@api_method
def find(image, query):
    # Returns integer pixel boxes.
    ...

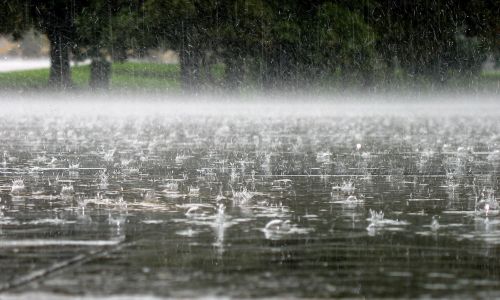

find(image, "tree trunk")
[224,56,244,90]
[90,57,111,90]
[47,29,72,88]
[179,47,201,92]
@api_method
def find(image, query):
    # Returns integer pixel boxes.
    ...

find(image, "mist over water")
[1,91,499,117]
[1,93,500,298]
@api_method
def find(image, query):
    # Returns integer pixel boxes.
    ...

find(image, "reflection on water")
[1,104,500,298]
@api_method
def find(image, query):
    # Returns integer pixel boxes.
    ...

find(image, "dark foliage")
[1,0,497,90]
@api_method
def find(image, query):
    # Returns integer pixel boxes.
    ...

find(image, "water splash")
[10,179,25,195]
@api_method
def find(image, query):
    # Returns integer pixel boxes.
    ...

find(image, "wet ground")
[1,98,500,298]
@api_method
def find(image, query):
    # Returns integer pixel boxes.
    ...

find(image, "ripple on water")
[0,107,500,297]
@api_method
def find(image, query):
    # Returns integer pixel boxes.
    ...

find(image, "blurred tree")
[1,0,497,91]
[144,0,210,91]
[74,0,145,89]
[19,29,45,57]
[461,0,499,71]
[259,0,303,89]
[371,0,497,84]
[0,0,80,88]
[256,1,376,89]
[310,2,377,87]
[211,0,273,89]
[0,0,79,88]
[0,1,30,40]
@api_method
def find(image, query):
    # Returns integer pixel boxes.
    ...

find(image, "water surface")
[1,98,500,298]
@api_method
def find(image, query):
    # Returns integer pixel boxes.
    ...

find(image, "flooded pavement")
[1,98,500,298]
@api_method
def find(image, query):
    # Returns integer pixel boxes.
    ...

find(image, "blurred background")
[0,0,498,93]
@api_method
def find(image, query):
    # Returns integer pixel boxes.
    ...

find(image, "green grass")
[0,61,181,91]
[481,70,500,85]
[111,62,180,91]
[0,68,49,90]
[0,61,498,92]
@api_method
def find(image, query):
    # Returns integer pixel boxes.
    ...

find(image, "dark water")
[1,102,500,298]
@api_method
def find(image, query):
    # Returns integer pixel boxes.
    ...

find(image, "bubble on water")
[265,219,291,231]
[185,205,215,218]
[262,219,313,240]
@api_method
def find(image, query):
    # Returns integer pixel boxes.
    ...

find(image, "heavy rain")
[0,0,499,299]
